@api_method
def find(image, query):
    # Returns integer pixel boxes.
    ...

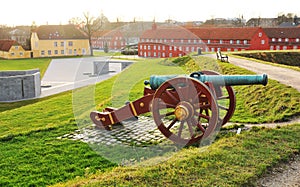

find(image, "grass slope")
[0,56,299,186]
[52,124,300,187]
[0,58,51,77]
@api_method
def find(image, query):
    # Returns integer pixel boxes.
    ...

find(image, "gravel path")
[206,54,300,186]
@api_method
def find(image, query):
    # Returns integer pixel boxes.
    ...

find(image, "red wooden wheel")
[152,77,219,146]
[201,70,236,126]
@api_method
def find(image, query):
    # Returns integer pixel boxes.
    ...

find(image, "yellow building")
[0,40,31,59]
[31,25,90,58]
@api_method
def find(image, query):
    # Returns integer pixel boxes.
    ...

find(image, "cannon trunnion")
[90,71,268,146]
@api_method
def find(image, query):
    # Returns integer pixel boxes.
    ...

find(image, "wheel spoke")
[195,111,211,120]
[187,119,195,138]
[177,121,185,138]
[191,117,205,133]
[218,104,229,111]
[218,95,230,100]
[167,118,178,130]
[158,101,176,109]
[165,90,179,103]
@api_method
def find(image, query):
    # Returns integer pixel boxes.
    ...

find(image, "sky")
[1,0,300,26]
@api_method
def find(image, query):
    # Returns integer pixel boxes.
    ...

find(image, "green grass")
[220,62,300,123]
[0,55,300,186]
[0,58,51,77]
[52,124,300,187]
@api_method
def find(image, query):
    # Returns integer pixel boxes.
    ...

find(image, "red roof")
[141,25,199,40]
[35,25,88,40]
[0,40,18,52]
[262,27,300,38]
[187,27,261,40]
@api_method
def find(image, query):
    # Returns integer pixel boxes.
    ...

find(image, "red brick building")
[138,25,300,58]
[263,27,300,50]
[187,27,270,52]
[138,23,206,58]
[92,30,126,50]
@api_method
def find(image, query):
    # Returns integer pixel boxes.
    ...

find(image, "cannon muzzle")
[145,72,268,90]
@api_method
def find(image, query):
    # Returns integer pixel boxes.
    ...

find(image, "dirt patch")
[256,154,300,187]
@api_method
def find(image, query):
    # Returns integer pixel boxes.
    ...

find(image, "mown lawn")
[0,55,300,186]
[0,58,51,77]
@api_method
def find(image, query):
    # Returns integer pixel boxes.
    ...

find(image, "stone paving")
[58,116,169,146]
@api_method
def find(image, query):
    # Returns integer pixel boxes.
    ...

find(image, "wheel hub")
[175,101,194,121]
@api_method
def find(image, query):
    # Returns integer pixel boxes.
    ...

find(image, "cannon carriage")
[90,71,268,146]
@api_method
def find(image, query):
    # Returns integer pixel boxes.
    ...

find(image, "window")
[186,47,189,51]
[61,50,64,54]
[54,42,58,47]
[68,41,73,46]
[19,52,23,56]
[278,38,282,42]
[283,46,287,50]
[162,46,165,50]
[230,40,233,44]
[140,45,143,49]
[272,38,276,42]
[148,45,151,50]
[270,46,274,50]
[296,38,300,42]
[244,40,247,44]
[258,32,262,37]
[74,49,77,55]
[207,40,210,44]
[194,40,197,43]
[154,52,156,57]
[41,50,45,55]
[153,45,156,50]
[69,49,72,54]
[294,46,298,50]
[11,52,15,56]
[158,46,161,50]
[61,42,64,46]
[54,50,58,55]
[181,39,184,43]
[219,40,223,44]
[236,40,240,44]
[285,38,289,42]
[169,46,172,50]
[261,40,265,45]
[144,45,146,50]
[48,50,51,55]
[15,46,19,50]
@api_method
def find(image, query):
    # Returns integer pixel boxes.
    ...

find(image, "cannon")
[90,70,268,146]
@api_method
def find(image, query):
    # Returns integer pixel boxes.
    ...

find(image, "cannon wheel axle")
[152,77,219,146]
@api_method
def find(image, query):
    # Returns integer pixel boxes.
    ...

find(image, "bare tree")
[81,12,108,56]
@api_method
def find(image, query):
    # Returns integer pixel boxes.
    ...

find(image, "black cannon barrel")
[145,73,268,90]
